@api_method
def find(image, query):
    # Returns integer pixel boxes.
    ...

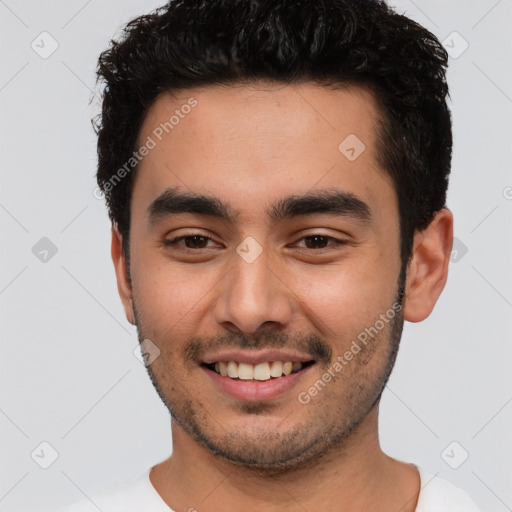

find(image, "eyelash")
[164,233,347,251]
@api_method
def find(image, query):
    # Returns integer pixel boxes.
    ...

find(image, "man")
[59,0,482,510]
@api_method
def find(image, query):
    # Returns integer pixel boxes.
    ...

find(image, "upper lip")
[202,349,315,366]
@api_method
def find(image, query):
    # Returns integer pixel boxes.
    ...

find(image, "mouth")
[203,360,315,381]
[200,349,318,401]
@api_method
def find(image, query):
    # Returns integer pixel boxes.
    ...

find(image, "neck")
[150,404,420,511]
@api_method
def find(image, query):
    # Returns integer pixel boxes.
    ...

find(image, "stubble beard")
[132,270,406,475]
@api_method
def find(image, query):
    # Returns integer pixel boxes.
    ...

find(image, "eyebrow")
[147,186,372,226]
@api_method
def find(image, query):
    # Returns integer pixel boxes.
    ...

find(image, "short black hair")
[94,0,451,266]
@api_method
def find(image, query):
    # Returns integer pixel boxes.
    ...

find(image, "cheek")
[130,233,401,344]
[287,252,400,339]
[130,251,219,337]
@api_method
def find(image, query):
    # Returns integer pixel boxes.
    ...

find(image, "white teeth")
[227,361,238,378]
[212,360,304,380]
[238,363,254,380]
[270,361,283,377]
[253,362,271,381]
[219,361,228,376]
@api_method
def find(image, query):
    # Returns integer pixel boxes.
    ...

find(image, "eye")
[164,233,219,250]
[163,233,347,252]
[294,234,347,250]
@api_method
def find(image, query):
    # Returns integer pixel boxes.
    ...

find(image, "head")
[96,0,453,472]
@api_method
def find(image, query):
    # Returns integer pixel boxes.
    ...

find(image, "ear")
[403,208,453,323]
[111,225,135,325]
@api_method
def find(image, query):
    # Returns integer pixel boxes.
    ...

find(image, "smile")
[204,360,315,381]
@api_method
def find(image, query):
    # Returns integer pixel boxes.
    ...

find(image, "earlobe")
[111,225,135,325]
[403,208,453,323]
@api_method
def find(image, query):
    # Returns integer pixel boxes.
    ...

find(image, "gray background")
[1,1,511,510]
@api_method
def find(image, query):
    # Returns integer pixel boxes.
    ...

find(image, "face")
[121,82,405,471]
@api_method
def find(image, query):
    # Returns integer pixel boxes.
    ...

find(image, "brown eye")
[296,234,347,250]
[164,234,216,250]
[303,235,330,249]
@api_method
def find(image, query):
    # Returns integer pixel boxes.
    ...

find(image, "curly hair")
[95,0,451,265]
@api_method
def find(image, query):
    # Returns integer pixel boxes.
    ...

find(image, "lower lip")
[203,365,314,402]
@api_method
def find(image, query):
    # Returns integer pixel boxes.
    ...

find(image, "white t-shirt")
[57,465,482,512]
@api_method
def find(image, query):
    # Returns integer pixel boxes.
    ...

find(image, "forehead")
[131,81,396,224]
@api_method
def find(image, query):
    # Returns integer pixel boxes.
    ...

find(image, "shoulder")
[55,468,174,512]
[415,467,482,512]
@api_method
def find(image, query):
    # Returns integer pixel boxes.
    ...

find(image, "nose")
[213,249,293,335]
